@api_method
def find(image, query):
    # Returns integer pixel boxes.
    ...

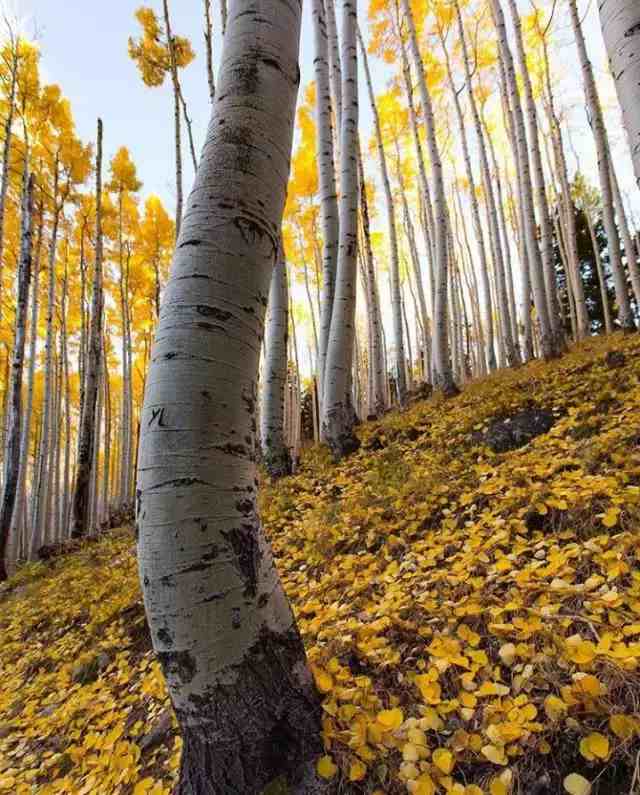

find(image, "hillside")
[2,333,640,795]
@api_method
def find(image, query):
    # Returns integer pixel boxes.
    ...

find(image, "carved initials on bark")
[149,407,167,427]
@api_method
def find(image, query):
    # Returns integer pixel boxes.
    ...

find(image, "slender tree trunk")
[610,161,640,309]
[491,0,554,359]
[454,0,519,368]
[401,0,456,394]
[0,171,33,580]
[357,146,386,415]
[599,0,640,186]
[358,26,407,404]
[71,120,104,538]
[163,0,184,237]
[569,0,634,330]
[136,6,324,792]
[324,0,342,145]
[0,41,18,328]
[505,0,563,349]
[31,165,62,556]
[261,254,292,478]
[311,0,339,406]
[323,0,361,458]
[586,210,613,334]
[440,30,496,372]
[203,0,215,101]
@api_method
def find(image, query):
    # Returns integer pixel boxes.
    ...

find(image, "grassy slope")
[2,333,640,794]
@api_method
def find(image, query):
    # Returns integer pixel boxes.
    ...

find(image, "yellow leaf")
[602,507,620,528]
[348,758,366,781]
[377,707,404,730]
[433,747,454,774]
[579,732,609,761]
[313,668,334,693]
[133,780,155,795]
[498,643,517,667]
[544,696,568,720]
[316,755,337,779]
[609,714,636,740]
[490,779,509,795]
[482,744,508,765]
[563,773,592,795]
[565,636,597,665]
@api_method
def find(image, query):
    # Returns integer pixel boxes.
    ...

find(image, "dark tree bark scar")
[158,649,197,685]
[196,305,233,322]
[221,525,260,598]
[157,627,174,647]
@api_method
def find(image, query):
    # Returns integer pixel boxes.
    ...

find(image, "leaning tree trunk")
[163,0,184,237]
[10,206,43,552]
[0,170,33,581]
[203,0,215,101]
[357,145,386,416]
[599,0,640,186]
[401,0,456,394]
[506,0,564,350]
[311,0,339,407]
[491,0,555,359]
[440,28,496,373]
[322,0,361,459]
[260,254,292,478]
[71,120,104,538]
[358,26,407,405]
[0,40,18,330]
[569,0,634,330]
[136,5,324,793]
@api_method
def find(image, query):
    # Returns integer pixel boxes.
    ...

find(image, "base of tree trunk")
[263,449,293,480]
[174,625,323,795]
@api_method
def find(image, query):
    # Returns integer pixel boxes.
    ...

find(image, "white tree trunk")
[322,0,362,457]
[401,0,456,394]
[71,120,105,538]
[136,4,325,792]
[599,0,640,186]
[260,254,292,478]
[569,0,635,330]
[358,26,407,404]
[0,170,33,579]
[311,0,339,404]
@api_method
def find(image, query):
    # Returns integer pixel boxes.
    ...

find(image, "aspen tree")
[358,27,407,404]
[568,0,635,330]
[136,4,325,791]
[0,169,33,580]
[71,120,104,539]
[599,0,640,186]
[323,0,362,457]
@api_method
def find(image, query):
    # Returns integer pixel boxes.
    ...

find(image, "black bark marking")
[158,649,197,685]
[148,407,166,428]
[157,627,174,647]
[221,525,260,598]
[177,626,322,794]
[196,305,233,322]
[179,239,203,248]
[231,607,241,629]
[235,498,253,516]
[202,546,219,562]
[625,22,640,37]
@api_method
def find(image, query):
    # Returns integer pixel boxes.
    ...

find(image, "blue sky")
[16,0,374,214]
[15,0,638,219]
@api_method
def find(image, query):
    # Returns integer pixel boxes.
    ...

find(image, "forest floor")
[2,333,640,795]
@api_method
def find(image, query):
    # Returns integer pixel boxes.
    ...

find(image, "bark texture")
[599,0,640,186]
[261,255,292,479]
[322,0,361,458]
[71,120,104,538]
[0,170,33,580]
[136,4,323,793]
